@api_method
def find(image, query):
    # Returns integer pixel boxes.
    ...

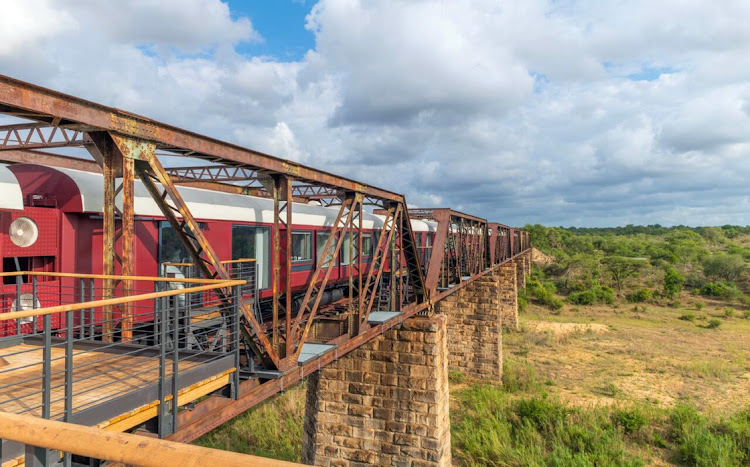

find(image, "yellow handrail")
[0,270,237,284]
[0,411,299,467]
[0,274,245,322]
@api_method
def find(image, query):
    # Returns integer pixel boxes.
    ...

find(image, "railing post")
[29,312,53,466]
[78,278,85,338]
[172,294,179,434]
[88,278,95,339]
[15,278,21,335]
[32,276,38,333]
[231,285,240,400]
[157,296,171,437]
[63,309,74,467]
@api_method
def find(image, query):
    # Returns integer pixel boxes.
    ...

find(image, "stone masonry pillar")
[515,256,526,290]
[302,315,451,466]
[496,262,519,331]
[437,276,503,383]
[525,251,532,276]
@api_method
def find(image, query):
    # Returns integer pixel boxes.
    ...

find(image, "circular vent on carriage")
[11,293,39,324]
[9,217,39,248]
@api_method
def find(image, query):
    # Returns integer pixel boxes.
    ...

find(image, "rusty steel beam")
[0,74,404,202]
[0,122,87,151]
[133,148,280,368]
[0,149,101,172]
[287,195,362,363]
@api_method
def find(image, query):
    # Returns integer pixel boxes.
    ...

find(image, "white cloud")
[1,0,750,227]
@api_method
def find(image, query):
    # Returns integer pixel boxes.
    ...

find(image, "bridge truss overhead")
[0,74,531,445]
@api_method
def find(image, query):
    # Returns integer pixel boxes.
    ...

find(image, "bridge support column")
[437,275,503,383]
[302,315,451,466]
[515,256,527,290]
[496,262,519,331]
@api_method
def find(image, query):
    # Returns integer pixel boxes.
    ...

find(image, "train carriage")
[0,163,439,338]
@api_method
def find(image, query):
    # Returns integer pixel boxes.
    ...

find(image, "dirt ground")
[508,293,750,415]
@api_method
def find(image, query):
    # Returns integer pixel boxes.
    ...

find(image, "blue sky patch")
[229,0,315,61]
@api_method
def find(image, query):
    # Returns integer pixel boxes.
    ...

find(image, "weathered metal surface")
[0,74,404,202]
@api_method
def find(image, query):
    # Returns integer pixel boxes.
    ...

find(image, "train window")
[341,233,354,265]
[158,222,192,265]
[232,225,270,289]
[291,231,313,262]
[316,231,336,266]
[362,234,373,257]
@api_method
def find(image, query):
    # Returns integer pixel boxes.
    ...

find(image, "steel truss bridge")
[0,74,530,465]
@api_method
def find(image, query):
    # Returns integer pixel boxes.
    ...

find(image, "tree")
[663,267,684,298]
[702,254,745,282]
[602,256,649,293]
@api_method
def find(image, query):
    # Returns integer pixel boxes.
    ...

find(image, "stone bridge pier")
[302,252,532,466]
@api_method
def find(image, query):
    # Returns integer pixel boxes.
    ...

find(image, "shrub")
[677,424,744,466]
[612,408,648,435]
[512,396,568,431]
[567,283,615,305]
[569,290,596,305]
[744,311,750,320]
[679,312,696,322]
[669,405,744,466]
[706,319,722,329]
[724,307,736,318]
[663,267,684,299]
[527,280,565,310]
[518,294,528,313]
[700,282,742,300]
[627,289,652,303]
[702,254,746,282]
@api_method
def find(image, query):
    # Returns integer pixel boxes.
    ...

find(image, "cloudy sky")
[1,0,749,227]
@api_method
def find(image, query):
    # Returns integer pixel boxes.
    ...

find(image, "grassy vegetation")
[194,384,305,462]
[452,354,750,466]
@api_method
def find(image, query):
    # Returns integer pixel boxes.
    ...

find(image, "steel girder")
[0,74,427,372]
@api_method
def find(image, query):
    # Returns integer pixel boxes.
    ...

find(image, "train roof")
[0,164,23,211]
[4,164,438,232]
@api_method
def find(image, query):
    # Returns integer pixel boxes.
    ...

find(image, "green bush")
[706,319,722,329]
[702,254,746,282]
[518,294,528,312]
[700,282,742,300]
[527,279,565,310]
[612,407,648,435]
[568,283,615,305]
[569,290,597,305]
[724,307,736,318]
[663,267,685,298]
[512,396,569,431]
[717,409,750,461]
[679,312,697,322]
[627,289,652,303]
[669,405,744,466]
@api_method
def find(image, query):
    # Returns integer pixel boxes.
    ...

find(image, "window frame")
[291,230,314,263]
[316,230,338,267]
[231,223,271,291]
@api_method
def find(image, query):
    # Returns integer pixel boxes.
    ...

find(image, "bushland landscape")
[198,224,750,466]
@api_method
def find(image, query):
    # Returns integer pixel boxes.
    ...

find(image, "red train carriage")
[0,163,438,337]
